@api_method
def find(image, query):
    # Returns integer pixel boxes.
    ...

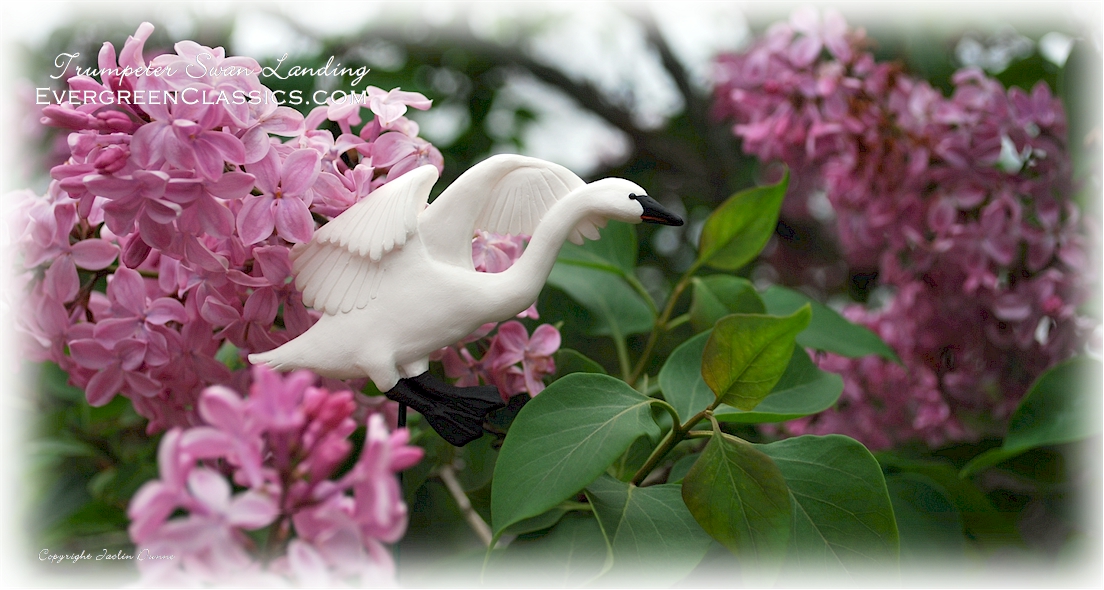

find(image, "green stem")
[665,313,690,330]
[622,272,659,316]
[627,272,694,386]
[613,328,632,381]
[630,405,710,486]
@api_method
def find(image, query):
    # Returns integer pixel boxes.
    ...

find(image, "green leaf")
[761,286,900,362]
[961,357,1102,476]
[667,453,700,484]
[695,172,788,271]
[713,348,843,424]
[658,331,714,422]
[681,429,792,568]
[610,435,656,481]
[885,473,965,560]
[487,513,610,586]
[759,435,899,573]
[457,433,498,492]
[88,467,118,500]
[491,374,662,536]
[553,348,607,379]
[662,335,841,426]
[557,220,638,275]
[876,453,1019,546]
[37,361,85,402]
[28,437,104,461]
[702,306,811,410]
[689,276,765,332]
[547,264,654,338]
[502,505,570,537]
[585,474,713,584]
[57,500,128,537]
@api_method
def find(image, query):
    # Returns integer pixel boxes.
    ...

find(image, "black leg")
[385,372,505,446]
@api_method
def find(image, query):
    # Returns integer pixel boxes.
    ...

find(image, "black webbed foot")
[385,372,505,446]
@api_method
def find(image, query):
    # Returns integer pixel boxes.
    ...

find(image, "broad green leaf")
[702,306,811,410]
[958,447,1026,480]
[585,474,713,584]
[884,473,965,560]
[88,468,118,499]
[28,438,104,461]
[689,276,765,332]
[761,286,900,362]
[667,453,700,484]
[876,453,1019,546]
[457,433,498,492]
[402,427,446,506]
[38,361,85,402]
[553,348,607,379]
[658,331,714,422]
[502,505,569,537]
[696,172,788,271]
[961,357,1102,476]
[713,348,843,424]
[557,220,638,275]
[759,435,899,573]
[547,264,654,337]
[682,429,792,568]
[491,374,661,536]
[56,500,128,536]
[487,513,609,586]
[662,335,840,426]
[611,435,656,481]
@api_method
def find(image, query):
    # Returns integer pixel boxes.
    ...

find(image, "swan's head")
[585,178,684,227]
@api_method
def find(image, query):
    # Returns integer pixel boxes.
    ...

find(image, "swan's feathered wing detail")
[418,155,599,270]
[290,165,439,314]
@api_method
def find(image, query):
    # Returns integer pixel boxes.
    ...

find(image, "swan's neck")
[494,193,596,312]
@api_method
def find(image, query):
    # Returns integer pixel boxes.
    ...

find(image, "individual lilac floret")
[128,365,422,586]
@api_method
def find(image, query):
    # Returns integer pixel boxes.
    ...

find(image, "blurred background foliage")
[7,2,1101,584]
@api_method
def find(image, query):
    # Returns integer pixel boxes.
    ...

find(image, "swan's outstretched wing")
[291,165,438,314]
[418,154,602,269]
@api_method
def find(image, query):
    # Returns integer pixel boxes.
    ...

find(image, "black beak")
[633,194,684,226]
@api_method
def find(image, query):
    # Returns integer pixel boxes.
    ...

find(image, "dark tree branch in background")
[636,13,744,203]
[272,10,743,205]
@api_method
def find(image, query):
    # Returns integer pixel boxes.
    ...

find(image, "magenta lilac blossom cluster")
[712,9,1097,447]
[11,22,558,432]
[126,365,423,585]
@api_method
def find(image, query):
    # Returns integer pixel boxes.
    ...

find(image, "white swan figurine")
[249,154,683,445]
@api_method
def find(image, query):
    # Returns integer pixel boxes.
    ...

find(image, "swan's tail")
[248,338,310,372]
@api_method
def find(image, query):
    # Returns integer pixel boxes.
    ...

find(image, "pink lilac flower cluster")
[10,22,451,432]
[127,365,422,586]
[713,9,1097,448]
[436,231,561,401]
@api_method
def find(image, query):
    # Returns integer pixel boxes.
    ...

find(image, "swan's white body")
[249,154,656,391]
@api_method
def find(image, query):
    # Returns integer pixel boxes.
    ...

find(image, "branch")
[437,463,494,547]
[637,13,743,204]
[273,10,710,181]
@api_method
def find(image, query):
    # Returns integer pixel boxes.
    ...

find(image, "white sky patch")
[1039,31,1075,66]
[487,73,631,177]
[232,10,318,60]
[649,2,751,89]
[523,5,683,130]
